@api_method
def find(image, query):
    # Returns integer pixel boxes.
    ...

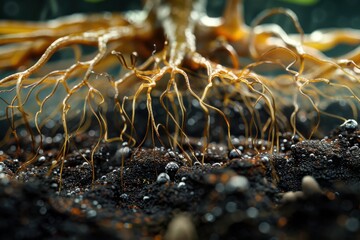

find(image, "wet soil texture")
[0,122,359,239]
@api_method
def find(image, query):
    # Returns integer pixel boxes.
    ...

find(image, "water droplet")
[0,173,9,184]
[212,162,221,167]
[350,145,359,153]
[225,201,237,213]
[246,207,259,218]
[187,118,196,126]
[165,162,179,179]
[191,99,200,107]
[36,200,44,207]
[157,172,170,184]
[177,182,186,189]
[88,130,96,137]
[341,119,358,131]
[226,175,249,193]
[0,163,4,172]
[168,151,176,158]
[38,156,46,163]
[212,207,222,217]
[116,146,131,158]
[215,183,225,193]
[39,207,47,215]
[258,222,270,234]
[87,209,97,218]
[345,217,359,232]
[228,149,242,159]
[120,193,129,201]
[204,213,215,222]
[193,161,201,166]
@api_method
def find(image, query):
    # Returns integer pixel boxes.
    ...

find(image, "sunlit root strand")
[0,13,131,69]
[1,22,152,174]
[2,22,150,125]
[0,0,360,187]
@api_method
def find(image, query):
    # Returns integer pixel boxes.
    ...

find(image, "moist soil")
[0,123,359,240]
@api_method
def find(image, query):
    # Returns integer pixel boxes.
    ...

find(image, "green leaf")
[277,0,319,6]
[83,0,105,3]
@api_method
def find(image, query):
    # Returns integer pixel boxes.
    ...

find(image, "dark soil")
[0,122,359,240]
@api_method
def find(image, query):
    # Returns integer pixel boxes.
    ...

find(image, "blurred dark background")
[1,0,359,32]
[0,0,359,141]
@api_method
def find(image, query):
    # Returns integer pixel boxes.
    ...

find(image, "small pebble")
[301,176,322,197]
[165,214,197,240]
[282,191,304,202]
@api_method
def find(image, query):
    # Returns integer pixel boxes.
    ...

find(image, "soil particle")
[0,128,359,239]
[275,129,360,192]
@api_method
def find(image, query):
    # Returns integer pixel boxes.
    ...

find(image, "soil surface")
[0,121,359,240]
